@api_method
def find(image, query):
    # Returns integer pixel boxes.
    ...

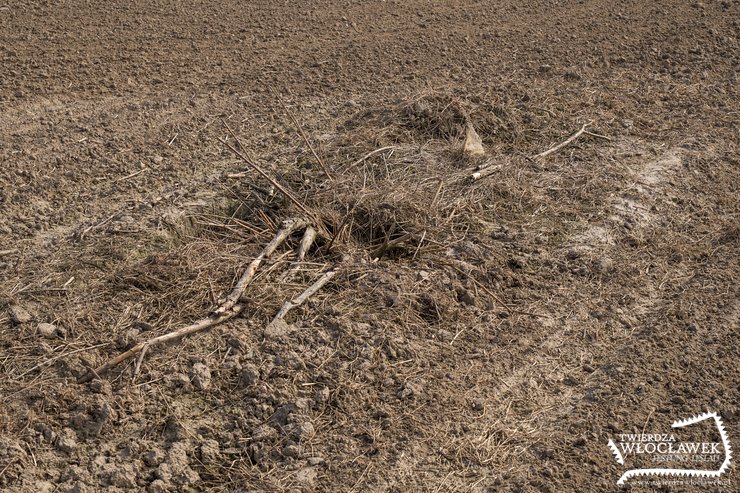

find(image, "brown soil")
[1,1,738,492]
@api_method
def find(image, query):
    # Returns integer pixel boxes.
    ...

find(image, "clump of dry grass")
[1,89,633,492]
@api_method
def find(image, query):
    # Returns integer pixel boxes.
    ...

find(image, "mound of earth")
[1,1,737,492]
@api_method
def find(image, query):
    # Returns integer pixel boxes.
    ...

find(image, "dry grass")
[1,89,737,492]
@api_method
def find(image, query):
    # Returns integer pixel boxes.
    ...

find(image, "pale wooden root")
[271,270,336,323]
[77,306,243,384]
[77,218,307,384]
[280,226,317,282]
[471,164,502,180]
[532,122,591,159]
[214,218,307,315]
[345,146,396,171]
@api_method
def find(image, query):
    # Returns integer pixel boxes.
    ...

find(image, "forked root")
[77,218,307,384]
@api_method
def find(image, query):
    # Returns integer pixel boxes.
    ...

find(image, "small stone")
[294,467,317,485]
[170,373,192,390]
[251,424,278,442]
[314,387,330,404]
[472,398,485,411]
[282,444,300,458]
[89,379,112,396]
[593,257,614,273]
[397,383,419,400]
[37,322,59,338]
[199,439,220,464]
[9,304,32,324]
[148,479,169,493]
[307,456,325,466]
[238,364,260,388]
[56,428,78,453]
[143,448,164,467]
[296,421,315,440]
[34,481,55,493]
[436,329,453,342]
[190,363,211,391]
[110,464,137,488]
[61,482,88,493]
[456,288,476,306]
[152,155,163,164]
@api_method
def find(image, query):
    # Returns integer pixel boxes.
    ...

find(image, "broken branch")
[214,218,307,315]
[77,306,244,384]
[345,146,396,171]
[280,226,317,282]
[272,270,336,323]
[77,218,307,384]
[532,122,591,159]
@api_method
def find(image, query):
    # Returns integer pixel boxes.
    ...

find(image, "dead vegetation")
[2,82,737,492]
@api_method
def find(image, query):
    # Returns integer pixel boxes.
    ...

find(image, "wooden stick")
[214,218,307,315]
[583,130,612,141]
[471,164,502,180]
[532,122,591,159]
[272,270,336,323]
[77,306,244,384]
[280,226,317,282]
[275,94,333,181]
[112,167,148,183]
[77,219,306,384]
[345,146,396,171]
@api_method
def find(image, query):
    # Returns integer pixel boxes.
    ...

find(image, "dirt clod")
[55,428,78,454]
[189,362,211,391]
[8,304,32,324]
[37,322,59,338]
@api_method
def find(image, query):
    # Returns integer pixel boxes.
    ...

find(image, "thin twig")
[280,226,317,282]
[345,146,396,171]
[132,343,149,380]
[532,122,591,159]
[583,130,612,141]
[112,167,148,183]
[272,269,336,322]
[214,218,307,315]
[218,137,313,218]
[274,93,333,181]
[79,214,116,240]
